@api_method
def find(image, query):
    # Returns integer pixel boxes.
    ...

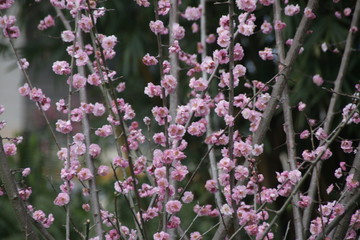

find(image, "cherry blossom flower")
[54,192,70,206]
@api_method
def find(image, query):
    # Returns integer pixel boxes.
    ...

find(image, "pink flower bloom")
[341,140,353,153]
[61,30,75,42]
[4,143,17,156]
[284,4,300,16]
[153,231,170,240]
[274,20,286,30]
[101,35,117,50]
[304,7,316,19]
[52,61,71,75]
[94,125,112,137]
[161,75,177,94]
[233,64,247,79]
[312,74,324,86]
[190,232,203,240]
[89,144,101,158]
[165,200,182,214]
[55,120,73,134]
[74,50,89,66]
[54,192,70,206]
[261,20,273,34]
[142,53,158,66]
[0,0,14,9]
[97,165,110,176]
[92,102,105,116]
[78,15,93,32]
[183,6,202,21]
[236,0,257,12]
[346,174,359,190]
[3,26,20,38]
[37,15,55,31]
[300,130,310,139]
[259,47,274,60]
[149,20,168,35]
[134,0,150,7]
[298,101,306,111]
[200,56,216,74]
[22,168,31,177]
[78,168,94,181]
[87,73,102,86]
[182,191,194,203]
[17,58,29,70]
[234,43,244,61]
[172,23,185,40]
[259,0,274,6]
[71,73,87,89]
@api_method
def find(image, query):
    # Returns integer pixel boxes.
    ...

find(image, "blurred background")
[0,0,359,239]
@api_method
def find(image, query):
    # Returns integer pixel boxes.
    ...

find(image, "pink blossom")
[161,74,177,94]
[238,20,256,36]
[61,30,75,42]
[206,34,216,43]
[298,101,306,111]
[190,232,203,240]
[183,6,202,21]
[200,56,216,74]
[274,20,286,30]
[158,0,170,15]
[259,0,274,6]
[142,53,158,66]
[346,174,359,190]
[153,231,170,240]
[71,73,87,89]
[92,102,105,116]
[233,64,247,79]
[3,26,20,38]
[89,144,101,158]
[19,187,32,200]
[74,50,89,66]
[236,0,257,12]
[0,0,14,10]
[87,73,102,86]
[284,4,300,16]
[172,23,185,40]
[17,58,29,70]
[37,15,55,31]
[300,130,310,139]
[4,143,17,156]
[182,191,194,203]
[22,168,31,177]
[304,7,316,19]
[165,200,182,214]
[95,125,113,137]
[213,49,229,65]
[78,168,94,181]
[259,47,274,61]
[52,61,70,75]
[334,168,342,178]
[217,30,230,48]
[149,20,168,35]
[144,82,162,98]
[78,15,93,32]
[56,119,73,134]
[134,0,150,7]
[54,192,70,206]
[101,35,117,50]
[0,105,4,115]
[70,108,83,122]
[312,74,324,86]
[260,20,272,34]
[189,77,208,91]
[341,140,353,153]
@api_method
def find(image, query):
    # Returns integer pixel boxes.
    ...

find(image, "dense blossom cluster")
[0,0,360,239]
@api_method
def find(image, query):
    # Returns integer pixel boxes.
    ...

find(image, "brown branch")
[0,137,39,240]
[274,0,304,239]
